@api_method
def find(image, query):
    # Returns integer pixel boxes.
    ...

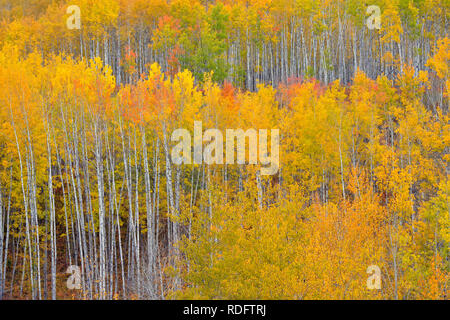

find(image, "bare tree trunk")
[46,123,57,300]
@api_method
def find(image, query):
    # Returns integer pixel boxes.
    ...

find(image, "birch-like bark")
[46,124,57,300]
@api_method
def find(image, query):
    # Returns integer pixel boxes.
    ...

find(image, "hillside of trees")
[0,0,448,299]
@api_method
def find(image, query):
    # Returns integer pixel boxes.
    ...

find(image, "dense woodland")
[0,0,448,300]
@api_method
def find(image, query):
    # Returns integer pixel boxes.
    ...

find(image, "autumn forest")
[0,0,448,300]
